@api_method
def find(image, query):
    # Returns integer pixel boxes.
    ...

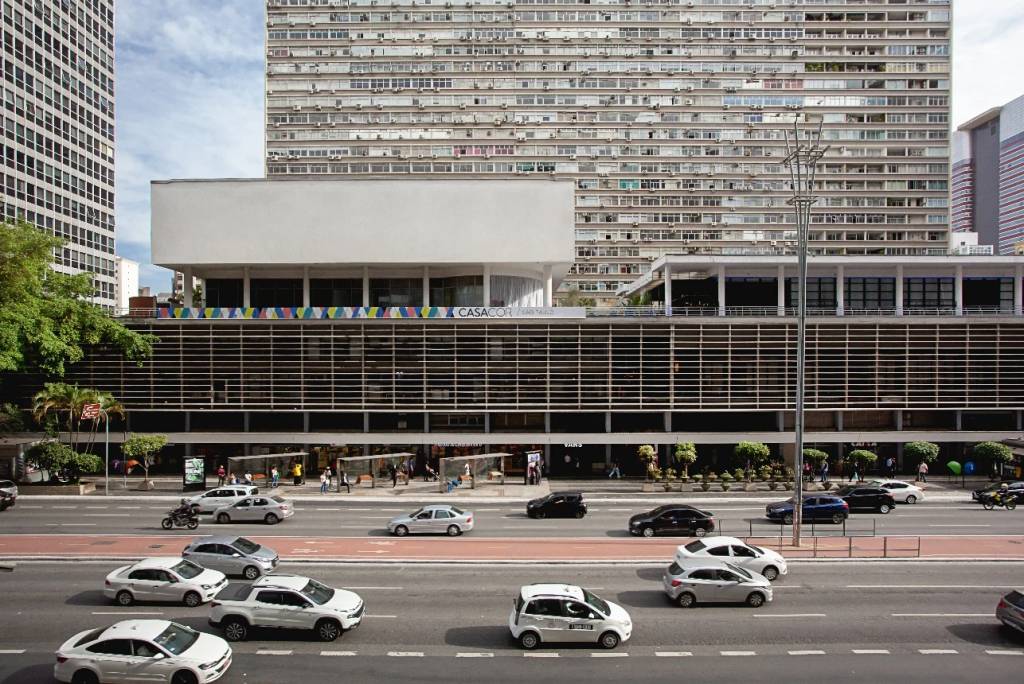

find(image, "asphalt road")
[5,499,1023,538]
[0,562,1022,683]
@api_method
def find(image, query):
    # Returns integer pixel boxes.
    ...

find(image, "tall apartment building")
[114,255,137,311]
[0,0,116,306]
[953,94,1024,255]
[265,0,952,302]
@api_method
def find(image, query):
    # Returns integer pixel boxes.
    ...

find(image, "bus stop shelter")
[227,452,308,486]
[335,452,415,489]
[439,452,510,493]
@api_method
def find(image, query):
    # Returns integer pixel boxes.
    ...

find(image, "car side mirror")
[153,652,165,660]
[587,613,597,619]
[232,553,242,558]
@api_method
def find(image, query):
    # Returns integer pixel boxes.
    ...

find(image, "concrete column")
[776,411,785,432]
[1017,410,1022,431]
[182,268,193,307]
[303,412,310,433]
[184,413,192,457]
[895,264,904,316]
[543,412,551,469]
[836,411,843,431]
[424,412,430,434]
[955,264,964,316]
[1015,265,1023,316]
[955,410,962,431]
[484,413,491,434]
[895,409,903,431]
[482,264,491,306]
[302,267,310,308]
[717,263,726,316]
[605,412,613,468]
[777,264,785,316]
[362,266,370,308]
[664,263,673,316]
[543,265,553,306]
[242,267,251,308]
[422,266,430,307]
[836,264,845,316]
[363,412,370,433]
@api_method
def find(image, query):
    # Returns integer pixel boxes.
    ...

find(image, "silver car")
[996,589,1024,635]
[187,486,259,514]
[0,479,15,510]
[662,560,773,608]
[104,557,227,607]
[213,495,294,525]
[387,505,474,537]
[182,535,279,580]
[508,584,632,650]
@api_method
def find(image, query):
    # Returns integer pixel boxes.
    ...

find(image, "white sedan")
[675,536,789,581]
[212,495,293,525]
[55,619,232,684]
[105,558,228,607]
[869,480,925,504]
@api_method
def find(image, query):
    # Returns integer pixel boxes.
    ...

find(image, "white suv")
[187,486,259,514]
[209,574,364,642]
[508,584,632,650]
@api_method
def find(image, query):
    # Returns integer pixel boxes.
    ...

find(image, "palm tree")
[31,383,119,453]
[83,391,125,456]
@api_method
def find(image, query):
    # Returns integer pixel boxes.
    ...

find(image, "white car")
[186,486,259,514]
[105,558,228,607]
[55,619,232,684]
[212,495,293,525]
[209,574,364,642]
[508,583,632,650]
[869,480,924,504]
[675,536,788,581]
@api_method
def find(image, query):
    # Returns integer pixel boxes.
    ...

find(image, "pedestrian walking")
[325,466,333,490]
[389,463,398,488]
[884,456,895,478]
[320,470,328,494]
[293,462,302,487]
[270,466,279,489]
[608,460,621,479]
[848,462,859,483]
[244,471,253,486]
[216,464,226,486]
[340,470,351,494]
[916,460,929,483]
[537,459,544,482]
[229,472,238,485]
[803,461,812,483]
[819,460,829,483]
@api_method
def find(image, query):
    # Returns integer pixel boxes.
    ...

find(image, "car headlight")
[199,661,219,670]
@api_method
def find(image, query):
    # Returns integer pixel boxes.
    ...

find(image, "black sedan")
[834,485,897,513]
[526,491,587,519]
[628,505,715,538]
[973,481,1024,502]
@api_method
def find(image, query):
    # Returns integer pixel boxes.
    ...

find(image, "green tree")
[734,441,771,468]
[848,449,878,472]
[121,433,169,485]
[559,287,596,307]
[972,441,1013,474]
[673,441,697,478]
[637,444,657,479]
[0,402,26,433]
[26,440,102,483]
[803,448,829,467]
[904,441,940,464]
[0,220,154,376]
[31,383,104,453]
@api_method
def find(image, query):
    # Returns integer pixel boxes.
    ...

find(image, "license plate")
[569,624,593,630]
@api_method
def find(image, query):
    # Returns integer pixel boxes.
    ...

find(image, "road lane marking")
[387,652,423,657]
[365,615,398,619]
[257,650,293,656]
[0,649,26,654]
[721,651,757,656]
[92,611,163,616]
[927,525,990,528]
[46,523,95,526]
[591,653,627,658]
[456,653,494,658]
[985,650,1024,656]
[919,649,958,655]
[893,613,991,617]
[788,650,825,656]
[358,516,394,519]
[524,653,559,658]
[320,651,357,656]
[315,508,341,512]
[850,585,1014,589]
[655,652,692,657]
[344,587,403,590]
[753,614,826,618]
[852,650,890,655]
[116,506,141,510]
[83,514,128,517]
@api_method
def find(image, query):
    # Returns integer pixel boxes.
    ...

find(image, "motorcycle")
[161,501,200,530]
[981,491,1019,511]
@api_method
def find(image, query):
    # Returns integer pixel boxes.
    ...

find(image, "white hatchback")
[105,558,228,607]
[508,584,632,650]
[675,536,788,581]
[869,480,925,504]
[55,620,232,684]
[186,486,259,514]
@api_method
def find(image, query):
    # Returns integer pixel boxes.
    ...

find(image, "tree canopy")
[903,441,940,464]
[0,220,154,376]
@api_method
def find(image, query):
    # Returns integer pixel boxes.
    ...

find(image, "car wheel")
[264,513,280,525]
[782,513,794,525]
[831,513,845,524]
[677,592,696,608]
[223,617,248,642]
[879,504,891,514]
[71,670,99,684]
[575,509,586,519]
[183,591,202,608]
[641,526,655,538]
[599,631,620,650]
[534,511,546,519]
[519,631,540,650]
[446,524,461,537]
[242,565,260,580]
[160,517,173,530]
[761,566,779,582]
[116,590,134,606]
[316,618,342,642]
[171,671,198,684]
[217,513,230,524]
[393,524,409,537]
[905,494,917,505]
[746,592,766,608]
[694,526,708,538]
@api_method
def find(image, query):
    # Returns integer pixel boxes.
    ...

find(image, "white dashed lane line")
[655,651,692,657]
[985,650,1024,656]
[387,652,424,657]
[892,613,991,618]
[720,651,757,657]
[788,650,826,656]
[590,652,627,658]
[256,650,293,656]
[918,649,958,655]
[0,650,26,655]
[320,651,357,657]
[456,653,494,658]
[523,653,559,658]
[852,650,890,655]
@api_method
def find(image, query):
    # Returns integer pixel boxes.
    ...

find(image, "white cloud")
[953,1,1024,125]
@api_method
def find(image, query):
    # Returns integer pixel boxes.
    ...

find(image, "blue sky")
[116,0,1024,292]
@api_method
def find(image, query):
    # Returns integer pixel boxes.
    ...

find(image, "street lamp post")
[783,116,828,547]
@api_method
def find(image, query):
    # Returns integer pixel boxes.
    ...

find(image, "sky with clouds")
[115,0,1024,291]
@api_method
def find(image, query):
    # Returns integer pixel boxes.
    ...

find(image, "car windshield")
[748,545,766,556]
[581,588,610,616]
[835,486,855,495]
[171,560,204,580]
[726,563,754,580]
[300,579,336,605]
[408,508,425,518]
[153,623,199,656]
[668,562,682,575]
[684,540,707,553]
[451,506,465,515]
[232,538,260,555]
[271,496,286,504]
[75,628,105,648]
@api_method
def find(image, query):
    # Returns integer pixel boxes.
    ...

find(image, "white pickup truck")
[209,574,364,642]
